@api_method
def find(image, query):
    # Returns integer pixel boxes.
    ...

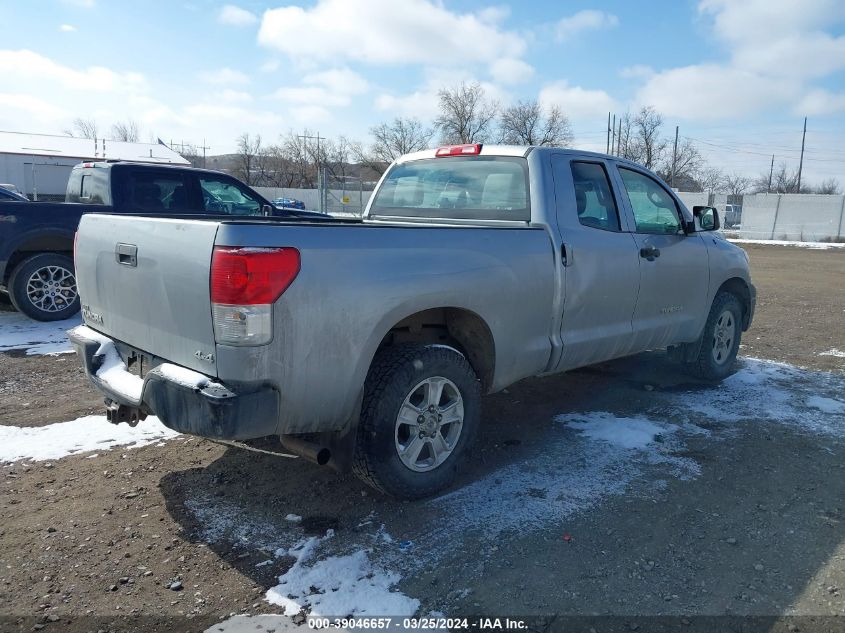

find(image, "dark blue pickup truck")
[0,161,326,321]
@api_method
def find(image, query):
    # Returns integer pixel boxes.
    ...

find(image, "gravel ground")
[0,243,843,632]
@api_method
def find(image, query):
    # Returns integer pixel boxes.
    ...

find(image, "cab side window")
[618,168,682,235]
[199,177,262,216]
[570,161,620,231]
[124,171,195,212]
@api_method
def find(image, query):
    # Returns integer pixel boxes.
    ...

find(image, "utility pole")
[768,155,774,193]
[606,112,611,154]
[617,118,622,157]
[611,114,616,155]
[671,125,679,188]
[297,131,323,211]
[796,116,807,193]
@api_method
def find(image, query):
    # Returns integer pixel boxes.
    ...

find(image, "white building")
[0,130,189,200]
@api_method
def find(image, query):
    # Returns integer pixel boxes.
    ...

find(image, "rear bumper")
[68,325,279,440]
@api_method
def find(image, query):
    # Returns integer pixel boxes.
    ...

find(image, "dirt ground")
[0,243,844,632]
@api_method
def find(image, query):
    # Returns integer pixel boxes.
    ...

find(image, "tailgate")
[75,214,220,375]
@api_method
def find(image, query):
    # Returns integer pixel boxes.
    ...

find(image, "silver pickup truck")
[69,144,755,499]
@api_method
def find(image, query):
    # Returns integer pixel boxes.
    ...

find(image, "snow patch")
[69,325,143,402]
[565,412,672,449]
[432,412,697,540]
[155,363,219,389]
[728,238,845,249]
[267,531,419,617]
[0,415,179,462]
[669,358,845,438]
[806,396,845,415]
[820,348,845,358]
[0,312,80,355]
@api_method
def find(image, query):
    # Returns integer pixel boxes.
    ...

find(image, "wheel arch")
[367,306,497,393]
[716,277,752,330]
[3,229,75,284]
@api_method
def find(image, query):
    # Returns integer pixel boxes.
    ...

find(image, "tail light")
[435,144,482,157]
[73,231,78,267]
[210,246,300,346]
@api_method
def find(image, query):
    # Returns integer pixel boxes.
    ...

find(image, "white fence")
[678,192,845,242]
[735,194,845,241]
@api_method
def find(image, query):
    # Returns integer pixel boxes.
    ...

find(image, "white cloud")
[258,0,525,67]
[260,59,280,73]
[0,50,146,94]
[375,90,440,120]
[631,0,845,120]
[303,67,368,93]
[59,24,77,32]
[539,80,617,120]
[796,89,845,116]
[199,67,250,85]
[635,64,796,120]
[490,58,534,85]
[555,10,618,41]
[215,89,253,104]
[218,4,258,26]
[0,93,67,123]
[271,68,368,111]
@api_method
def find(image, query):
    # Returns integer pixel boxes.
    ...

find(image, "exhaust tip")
[315,448,331,466]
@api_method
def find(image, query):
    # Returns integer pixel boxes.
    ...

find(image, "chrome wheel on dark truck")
[353,344,480,499]
[8,253,80,321]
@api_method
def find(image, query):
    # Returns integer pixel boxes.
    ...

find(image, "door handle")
[115,243,137,267]
[639,245,660,261]
[561,243,573,267]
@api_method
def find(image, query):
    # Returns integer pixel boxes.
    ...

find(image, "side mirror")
[693,206,720,232]
[262,204,274,217]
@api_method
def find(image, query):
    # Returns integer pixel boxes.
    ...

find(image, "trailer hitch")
[104,399,148,427]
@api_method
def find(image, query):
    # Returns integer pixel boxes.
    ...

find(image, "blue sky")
[2,0,845,183]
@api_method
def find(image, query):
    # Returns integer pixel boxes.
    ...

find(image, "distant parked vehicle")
[724,204,742,228]
[273,197,306,211]
[0,186,28,202]
[0,162,329,321]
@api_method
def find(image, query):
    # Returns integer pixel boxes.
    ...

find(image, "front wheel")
[8,253,80,321]
[685,292,743,381]
[353,344,481,499]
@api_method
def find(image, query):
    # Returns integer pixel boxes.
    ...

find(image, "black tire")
[8,253,80,321]
[685,291,743,381]
[353,344,481,500]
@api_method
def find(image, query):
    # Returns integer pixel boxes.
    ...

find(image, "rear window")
[369,156,530,221]
[67,168,109,204]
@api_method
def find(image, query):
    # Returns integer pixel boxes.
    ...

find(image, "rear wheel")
[685,291,743,381]
[8,253,80,321]
[353,344,481,499]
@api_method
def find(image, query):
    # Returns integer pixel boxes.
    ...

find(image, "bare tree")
[698,167,725,195]
[369,118,434,164]
[111,120,140,142]
[814,178,841,195]
[234,133,262,186]
[631,106,667,170]
[436,82,499,144]
[752,163,808,194]
[658,138,702,186]
[498,100,573,147]
[64,117,99,139]
[722,172,752,195]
